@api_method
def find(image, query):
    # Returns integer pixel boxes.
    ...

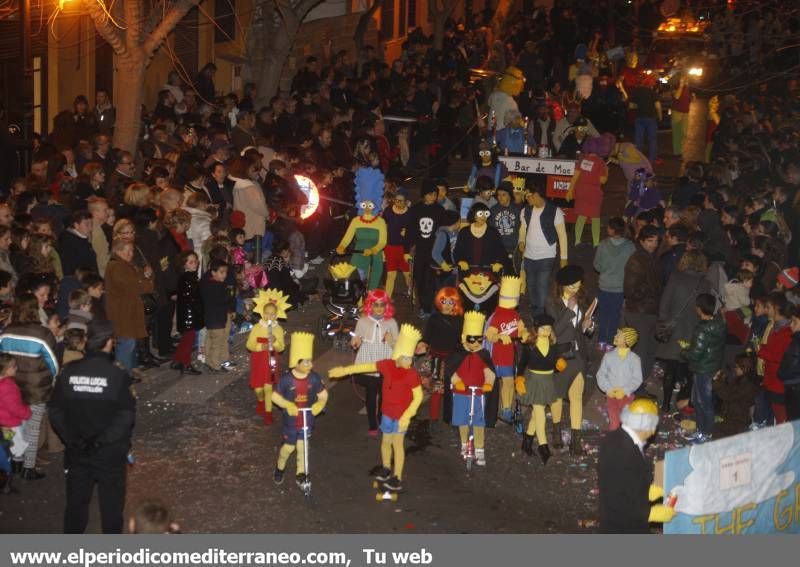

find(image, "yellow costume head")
[621,398,659,434]
[498,276,522,309]
[329,262,357,281]
[289,332,314,368]
[392,324,422,363]
[498,66,525,97]
[462,311,486,352]
[253,288,291,320]
[463,272,492,297]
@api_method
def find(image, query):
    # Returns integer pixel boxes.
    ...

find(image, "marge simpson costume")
[246,289,289,425]
[336,200,387,290]
[486,276,528,422]
[329,325,424,492]
[271,333,328,488]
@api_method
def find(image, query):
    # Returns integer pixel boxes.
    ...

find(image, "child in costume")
[351,289,398,436]
[381,190,412,298]
[446,311,497,466]
[336,199,387,290]
[545,265,597,456]
[246,288,289,426]
[596,328,642,430]
[566,135,611,247]
[272,332,328,488]
[329,324,424,492]
[418,287,464,422]
[486,276,528,423]
[516,314,566,464]
[467,140,507,193]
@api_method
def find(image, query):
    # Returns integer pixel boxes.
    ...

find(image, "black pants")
[64,448,127,534]
[414,256,436,314]
[156,300,176,356]
[658,358,690,411]
[354,374,383,431]
[786,384,800,421]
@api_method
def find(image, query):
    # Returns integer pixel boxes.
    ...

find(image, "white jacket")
[230,175,269,240]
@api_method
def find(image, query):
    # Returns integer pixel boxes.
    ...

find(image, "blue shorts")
[380,415,407,434]
[451,393,486,427]
[495,365,515,378]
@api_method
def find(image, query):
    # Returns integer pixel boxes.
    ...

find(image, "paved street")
[0,102,708,533]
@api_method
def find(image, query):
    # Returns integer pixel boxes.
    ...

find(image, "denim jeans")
[597,290,624,344]
[691,372,715,435]
[115,337,137,372]
[523,257,556,316]
[634,117,658,163]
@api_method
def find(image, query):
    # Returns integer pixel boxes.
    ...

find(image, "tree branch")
[124,0,144,49]
[143,0,201,58]
[82,0,128,57]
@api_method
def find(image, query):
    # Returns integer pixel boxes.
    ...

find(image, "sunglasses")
[465,336,482,344]
[440,298,456,305]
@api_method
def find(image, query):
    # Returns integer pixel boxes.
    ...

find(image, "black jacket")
[200,276,229,330]
[176,272,203,333]
[48,351,135,456]
[157,231,183,297]
[58,230,98,276]
[598,428,651,533]
[453,225,506,269]
[778,331,800,386]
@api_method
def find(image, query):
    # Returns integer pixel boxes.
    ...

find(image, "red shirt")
[456,352,489,395]
[293,377,310,428]
[377,359,422,420]
[672,86,691,113]
[489,307,522,366]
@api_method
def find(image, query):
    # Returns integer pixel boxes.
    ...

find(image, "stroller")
[318,255,366,350]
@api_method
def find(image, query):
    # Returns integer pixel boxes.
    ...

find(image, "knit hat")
[556,265,584,286]
[778,267,799,289]
[229,210,246,229]
[533,313,555,328]
[619,327,639,348]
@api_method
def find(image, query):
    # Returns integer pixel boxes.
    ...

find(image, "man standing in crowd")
[49,320,136,533]
[623,225,662,385]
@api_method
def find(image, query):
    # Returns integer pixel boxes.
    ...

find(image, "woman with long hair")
[351,289,398,436]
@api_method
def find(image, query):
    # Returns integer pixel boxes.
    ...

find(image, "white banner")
[499,156,575,177]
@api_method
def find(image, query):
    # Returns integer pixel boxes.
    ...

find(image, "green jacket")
[683,314,726,375]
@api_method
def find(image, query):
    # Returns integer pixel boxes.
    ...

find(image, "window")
[32,56,42,135]
[215,0,237,43]
[399,0,407,37]
[381,0,395,40]
[407,0,416,28]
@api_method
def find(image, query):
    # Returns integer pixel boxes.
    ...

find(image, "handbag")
[655,277,703,343]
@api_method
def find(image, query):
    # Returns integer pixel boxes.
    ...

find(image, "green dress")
[353,226,383,290]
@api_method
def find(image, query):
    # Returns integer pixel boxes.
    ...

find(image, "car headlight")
[688,67,703,77]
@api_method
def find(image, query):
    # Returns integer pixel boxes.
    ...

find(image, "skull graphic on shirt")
[419,217,434,238]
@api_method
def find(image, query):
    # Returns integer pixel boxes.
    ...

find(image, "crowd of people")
[0,0,798,534]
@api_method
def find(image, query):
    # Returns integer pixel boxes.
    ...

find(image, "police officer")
[48,320,136,534]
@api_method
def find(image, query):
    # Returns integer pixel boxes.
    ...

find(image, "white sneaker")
[475,448,486,466]
[460,443,467,458]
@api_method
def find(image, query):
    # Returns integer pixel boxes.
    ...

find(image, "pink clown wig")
[363,288,395,319]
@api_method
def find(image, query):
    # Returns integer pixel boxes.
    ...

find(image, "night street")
[0,108,706,533]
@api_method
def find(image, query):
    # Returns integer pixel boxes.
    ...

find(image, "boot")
[429,391,442,421]
[662,372,675,412]
[521,434,535,456]
[551,421,564,449]
[569,429,584,456]
[537,443,551,465]
[136,340,158,369]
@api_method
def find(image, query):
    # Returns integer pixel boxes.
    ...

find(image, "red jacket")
[0,376,32,427]
[758,323,793,394]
